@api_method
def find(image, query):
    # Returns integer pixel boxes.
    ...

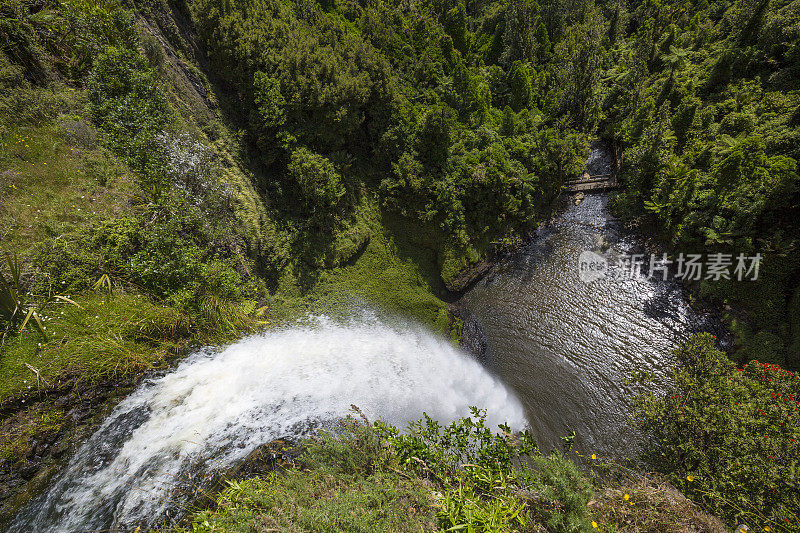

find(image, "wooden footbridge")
[564,172,618,193]
[564,141,622,193]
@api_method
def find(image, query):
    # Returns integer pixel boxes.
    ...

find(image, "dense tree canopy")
[600,0,800,368]
[188,0,589,272]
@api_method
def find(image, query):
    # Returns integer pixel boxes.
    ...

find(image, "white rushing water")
[9,313,525,532]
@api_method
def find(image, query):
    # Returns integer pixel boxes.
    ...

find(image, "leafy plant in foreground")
[377,408,594,531]
[0,252,40,343]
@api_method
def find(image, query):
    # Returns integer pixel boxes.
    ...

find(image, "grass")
[0,115,174,404]
[0,122,138,254]
[186,471,436,533]
[0,293,187,402]
[260,198,451,331]
[0,407,64,467]
[314,228,449,327]
[591,477,728,532]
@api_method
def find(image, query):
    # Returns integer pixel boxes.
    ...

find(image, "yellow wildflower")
[591,522,598,529]
[623,494,630,501]
[686,475,694,482]
[591,454,597,460]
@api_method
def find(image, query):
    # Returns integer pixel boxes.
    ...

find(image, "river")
[459,191,720,459]
[458,142,721,458]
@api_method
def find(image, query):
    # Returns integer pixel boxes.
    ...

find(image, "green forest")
[1,0,799,530]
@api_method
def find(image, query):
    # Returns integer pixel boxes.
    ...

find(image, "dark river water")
[459,161,722,460]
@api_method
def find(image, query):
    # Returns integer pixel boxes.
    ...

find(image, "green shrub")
[523,453,594,532]
[636,333,800,531]
[188,469,435,533]
[377,408,538,483]
[88,46,171,198]
[437,475,527,532]
[287,147,345,215]
[303,413,390,477]
[378,408,595,531]
[30,202,256,313]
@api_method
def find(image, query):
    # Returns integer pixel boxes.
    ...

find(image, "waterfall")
[8,313,525,532]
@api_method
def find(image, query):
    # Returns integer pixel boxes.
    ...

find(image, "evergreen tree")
[507,60,533,111]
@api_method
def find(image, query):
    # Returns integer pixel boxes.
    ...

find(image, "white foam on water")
[9,313,525,532]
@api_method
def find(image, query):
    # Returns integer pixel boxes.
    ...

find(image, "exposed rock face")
[225,437,303,480]
[0,375,139,524]
[450,305,490,365]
